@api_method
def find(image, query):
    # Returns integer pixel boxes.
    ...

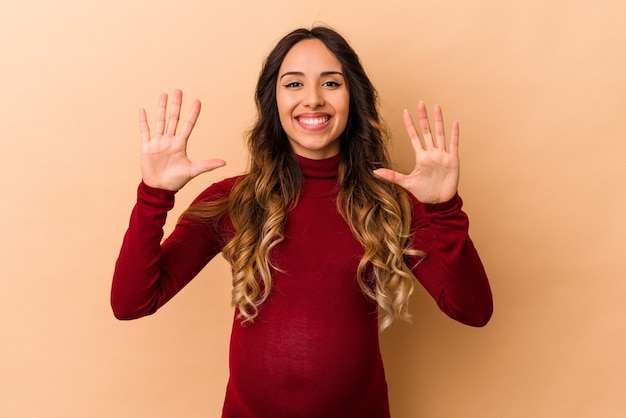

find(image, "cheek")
[338,93,350,115]
[275,102,292,134]
[275,98,288,123]
[338,95,350,125]
[276,94,294,117]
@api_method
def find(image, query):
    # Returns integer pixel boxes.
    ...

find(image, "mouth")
[295,114,331,132]
[296,115,331,130]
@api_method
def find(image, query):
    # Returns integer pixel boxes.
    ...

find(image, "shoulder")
[191,175,246,205]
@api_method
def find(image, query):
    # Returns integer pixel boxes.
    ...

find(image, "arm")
[111,182,228,320]
[375,102,492,326]
[111,90,227,319]
[410,195,493,327]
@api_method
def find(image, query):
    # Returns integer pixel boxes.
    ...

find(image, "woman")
[112,26,492,418]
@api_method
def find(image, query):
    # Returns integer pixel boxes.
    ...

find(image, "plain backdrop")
[1,0,625,417]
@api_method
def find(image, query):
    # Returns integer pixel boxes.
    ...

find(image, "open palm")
[374,102,460,204]
[139,90,226,191]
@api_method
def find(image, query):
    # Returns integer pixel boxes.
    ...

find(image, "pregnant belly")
[224,294,387,417]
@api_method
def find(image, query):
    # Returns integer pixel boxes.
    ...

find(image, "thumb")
[373,168,406,187]
[189,159,227,178]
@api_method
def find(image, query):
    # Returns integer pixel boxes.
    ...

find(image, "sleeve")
[110,181,228,320]
[408,194,493,327]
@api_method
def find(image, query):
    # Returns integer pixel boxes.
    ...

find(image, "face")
[276,39,350,159]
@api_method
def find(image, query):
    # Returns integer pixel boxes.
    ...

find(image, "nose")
[303,85,324,108]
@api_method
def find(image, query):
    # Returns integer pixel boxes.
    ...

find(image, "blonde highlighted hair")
[183,26,423,331]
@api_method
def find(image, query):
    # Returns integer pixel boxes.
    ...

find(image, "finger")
[179,99,202,140]
[433,104,446,150]
[402,109,425,151]
[138,108,151,143]
[373,168,408,188]
[416,101,434,149]
[450,120,460,155]
[155,93,168,135]
[166,89,183,136]
[188,159,227,179]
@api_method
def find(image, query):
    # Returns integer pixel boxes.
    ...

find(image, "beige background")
[1,0,625,417]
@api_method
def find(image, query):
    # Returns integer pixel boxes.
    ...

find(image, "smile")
[297,116,330,126]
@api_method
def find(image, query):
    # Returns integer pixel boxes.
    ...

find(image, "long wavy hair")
[183,26,423,330]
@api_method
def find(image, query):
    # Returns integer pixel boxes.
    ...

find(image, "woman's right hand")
[139,89,226,191]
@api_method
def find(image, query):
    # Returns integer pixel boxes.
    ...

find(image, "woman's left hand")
[374,102,460,204]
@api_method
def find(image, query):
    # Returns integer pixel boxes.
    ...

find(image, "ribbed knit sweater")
[111,154,492,417]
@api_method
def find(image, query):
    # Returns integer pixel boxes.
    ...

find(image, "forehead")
[279,39,343,73]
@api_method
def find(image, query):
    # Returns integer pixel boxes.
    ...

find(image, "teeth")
[298,117,328,126]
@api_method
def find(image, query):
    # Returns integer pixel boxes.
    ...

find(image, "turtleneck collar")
[296,154,340,179]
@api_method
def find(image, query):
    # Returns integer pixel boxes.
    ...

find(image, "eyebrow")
[279,71,345,80]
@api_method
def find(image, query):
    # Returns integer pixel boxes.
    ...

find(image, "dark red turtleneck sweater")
[112,154,492,417]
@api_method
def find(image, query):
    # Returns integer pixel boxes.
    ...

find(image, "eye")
[283,81,303,88]
[322,81,342,88]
